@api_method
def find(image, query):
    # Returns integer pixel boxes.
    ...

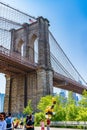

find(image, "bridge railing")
[51,121,87,127]
[0,2,36,50]
[0,45,38,67]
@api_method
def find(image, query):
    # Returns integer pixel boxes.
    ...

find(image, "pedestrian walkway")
[35,127,80,130]
[14,127,81,130]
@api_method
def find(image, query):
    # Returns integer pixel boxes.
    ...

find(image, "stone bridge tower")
[4,17,53,114]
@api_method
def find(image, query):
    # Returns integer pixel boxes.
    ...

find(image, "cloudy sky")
[0,0,87,93]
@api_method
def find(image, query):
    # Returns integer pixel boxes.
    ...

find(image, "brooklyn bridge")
[0,2,87,114]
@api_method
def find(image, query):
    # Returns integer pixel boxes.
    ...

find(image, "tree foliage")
[76,107,87,121]
[23,100,33,115]
[23,90,87,123]
[79,90,87,107]
[37,95,52,112]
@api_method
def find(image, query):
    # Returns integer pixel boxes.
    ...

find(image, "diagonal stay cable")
[51,52,75,80]
[0,1,36,20]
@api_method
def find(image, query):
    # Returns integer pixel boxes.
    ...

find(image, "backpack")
[6,117,12,128]
[6,117,11,124]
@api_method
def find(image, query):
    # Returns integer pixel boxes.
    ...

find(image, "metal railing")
[51,121,87,128]
[0,45,38,68]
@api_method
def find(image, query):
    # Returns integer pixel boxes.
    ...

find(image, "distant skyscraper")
[72,92,79,105]
[60,89,66,98]
[0,93,5,112]
[59,91,65,98]
[59,89,67,104]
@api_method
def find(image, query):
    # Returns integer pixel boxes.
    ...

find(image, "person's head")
[41,119,44,122]
[8,112,11,117]
[26,115,29,119]
[29,115,32,120]
[32,112,34,115]
[0,112,6,120]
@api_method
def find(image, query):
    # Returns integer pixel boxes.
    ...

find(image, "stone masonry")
[4,17,53,114]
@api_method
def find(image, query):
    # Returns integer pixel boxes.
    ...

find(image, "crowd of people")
[0,112,14,130]
[0,112,51,130]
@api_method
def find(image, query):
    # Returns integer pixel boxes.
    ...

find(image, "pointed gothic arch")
[29,34,38,63]
[4,17,53,114]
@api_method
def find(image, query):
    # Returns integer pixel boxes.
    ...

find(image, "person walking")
[0,112,7,130]
[26,115,34,130]
[6,112,14,130]
[46,118,50,130]
[40,119,45,130]
[20,117,24,129]
[31,113,34,124]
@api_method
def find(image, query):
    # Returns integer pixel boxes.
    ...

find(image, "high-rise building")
[60,89,66,98]
[0,93,5,112]
[72,92,79,105]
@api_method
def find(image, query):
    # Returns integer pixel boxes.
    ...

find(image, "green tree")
[65,104,78,121]
[34,112,45,125]
[52,105,66,121]
[37,94,66,121]
[76,90,87,121]
[23,100,33,115]
[79,90,87,107]
[51,95,66,121]
[67,91,76,105]
[37,95,52,112]
[65,91,78,121]
[76,107,87,121]
[35,95,53,125]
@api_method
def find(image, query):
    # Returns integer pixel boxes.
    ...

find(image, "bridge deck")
[0,46,87,94]
[0,46,37,75]
[53,72,87,94]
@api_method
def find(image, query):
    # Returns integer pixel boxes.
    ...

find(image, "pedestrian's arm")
[26,124,34,128]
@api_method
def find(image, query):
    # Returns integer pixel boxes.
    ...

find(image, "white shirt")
[0,120,7,130]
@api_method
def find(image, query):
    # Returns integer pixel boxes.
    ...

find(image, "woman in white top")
[0,112,7,130]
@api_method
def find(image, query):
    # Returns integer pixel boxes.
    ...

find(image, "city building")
[59,89,66,98]
[72,92,79,105]
[0,93,5,112]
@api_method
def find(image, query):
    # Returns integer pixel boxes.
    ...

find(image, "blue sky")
[0,0,87,93]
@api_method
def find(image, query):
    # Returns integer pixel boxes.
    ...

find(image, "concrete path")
[14,127,81,130]
[35,127,81,130]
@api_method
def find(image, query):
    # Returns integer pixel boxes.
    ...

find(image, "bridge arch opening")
[30,34,38,63]
[21,43,24,57]
[16,38,24,55]
[34,38,38,63]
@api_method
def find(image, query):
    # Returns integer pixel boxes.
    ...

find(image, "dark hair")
[1,112,6,119]
[29,115,32,119]
[8,112,11,116]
